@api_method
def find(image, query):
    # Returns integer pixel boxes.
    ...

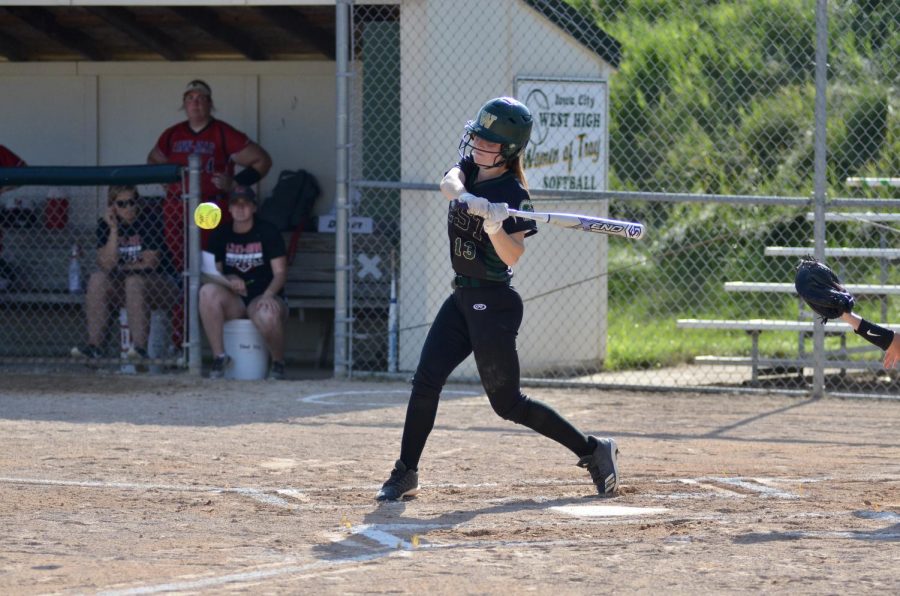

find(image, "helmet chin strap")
[475,156,507,170]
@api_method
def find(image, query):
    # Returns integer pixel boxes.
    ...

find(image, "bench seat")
[0,291,84,305]
[763,247,900,259]
[693,356,887,370]
[805,212,900,222]
[723,281,900,295]
[676,319,900,333]
[676,318,899,383]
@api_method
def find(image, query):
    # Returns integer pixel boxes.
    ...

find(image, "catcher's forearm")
[853,317,895,351]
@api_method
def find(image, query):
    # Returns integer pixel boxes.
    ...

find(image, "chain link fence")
[0,1,895,396]
[0,184,185,372]
[346,0,899,396]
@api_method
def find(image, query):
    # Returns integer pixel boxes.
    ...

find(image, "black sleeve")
[259,221,287,261]
[458,156,477,187]
[207,228,226,263]
[503,186,538,237]
[444,155,477,185]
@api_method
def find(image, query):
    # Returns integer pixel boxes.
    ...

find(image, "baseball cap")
[183,79,212,97]
[229,185,258,205]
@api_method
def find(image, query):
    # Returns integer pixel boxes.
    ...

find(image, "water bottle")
[68,243,82,293]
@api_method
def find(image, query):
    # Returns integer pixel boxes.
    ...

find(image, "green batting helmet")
[459,97,533,165]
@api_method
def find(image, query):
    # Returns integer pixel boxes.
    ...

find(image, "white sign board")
[317,215,374,234]
[515,77,608,191]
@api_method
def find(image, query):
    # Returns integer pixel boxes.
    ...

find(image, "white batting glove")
[483,202,509,235]
[458,192,491,218]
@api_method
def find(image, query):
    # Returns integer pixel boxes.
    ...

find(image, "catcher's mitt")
[794,257,855,323]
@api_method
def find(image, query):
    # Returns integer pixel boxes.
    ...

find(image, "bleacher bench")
[723,282,900,295]
[804,212,900,222]
[764,247,900,259]
[676,319,900,383]
[682,216,900,383]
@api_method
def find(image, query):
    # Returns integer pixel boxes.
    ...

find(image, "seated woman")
[200,185,288,380]
[72,185,177,362]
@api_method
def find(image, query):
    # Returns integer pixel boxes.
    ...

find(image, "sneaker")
[127,346,149,362]
[577,436,619,496]
[209,354,233,379]
[268,360,286,380]
[71,344,102,359]
[375,459,420,501]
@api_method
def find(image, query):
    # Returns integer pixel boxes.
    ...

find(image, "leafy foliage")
[568,0,899,369]
[573,0,897,196]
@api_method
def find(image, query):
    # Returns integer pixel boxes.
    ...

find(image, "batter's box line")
[96,552,391,596]
[0,476,603,511]
[0,476,306,510]
[674,477,805,499]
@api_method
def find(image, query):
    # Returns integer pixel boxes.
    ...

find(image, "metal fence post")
[187,153,201,376]
[334,0,351,377]
[812,0,829,398]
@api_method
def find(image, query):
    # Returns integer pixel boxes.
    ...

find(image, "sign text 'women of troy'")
[515,78,608,192]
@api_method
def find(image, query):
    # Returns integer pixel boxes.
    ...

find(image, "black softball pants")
[398,285,592,470]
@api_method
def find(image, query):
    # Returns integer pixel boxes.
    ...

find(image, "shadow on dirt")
[733,522,900,544]
[312,494,602,561]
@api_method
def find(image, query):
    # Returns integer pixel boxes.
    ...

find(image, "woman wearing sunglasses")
[71,186,177,365]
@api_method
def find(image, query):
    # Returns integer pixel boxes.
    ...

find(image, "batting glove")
[458,192,491,218]
[483,202,509,235]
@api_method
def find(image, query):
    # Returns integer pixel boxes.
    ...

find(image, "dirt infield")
[1,372,898,594]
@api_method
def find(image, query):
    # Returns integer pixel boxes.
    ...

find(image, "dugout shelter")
[0,1,620,377]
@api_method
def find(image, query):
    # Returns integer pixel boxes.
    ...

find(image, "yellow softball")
[194,202,222,230]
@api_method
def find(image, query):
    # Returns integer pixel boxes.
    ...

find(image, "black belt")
[452,275,510,289]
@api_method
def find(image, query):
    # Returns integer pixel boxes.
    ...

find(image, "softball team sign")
[514,77,609,192]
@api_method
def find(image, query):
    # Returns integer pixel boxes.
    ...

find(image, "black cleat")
[71,344,102,359]
[209,354,233,379]
[268,360,286,380]
[577,437,619,496]
[127,346,149,362]
[375,459,420,501]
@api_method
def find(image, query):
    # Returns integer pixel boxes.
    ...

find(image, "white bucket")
[222,319,269,380]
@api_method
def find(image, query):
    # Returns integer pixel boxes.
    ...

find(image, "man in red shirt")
[0,145,27,258]
[147,80,272,271]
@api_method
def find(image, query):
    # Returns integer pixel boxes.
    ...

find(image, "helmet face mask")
[457,97,533,169]
[458,132,506,168]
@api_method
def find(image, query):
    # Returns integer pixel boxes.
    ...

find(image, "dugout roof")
[0,1,619,68]
[0,4,344,62]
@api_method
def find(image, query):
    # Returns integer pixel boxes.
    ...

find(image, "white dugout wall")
[386,0,616,376]
[0,61,337,227]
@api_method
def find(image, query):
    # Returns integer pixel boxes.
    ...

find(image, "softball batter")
[376,97,619,501]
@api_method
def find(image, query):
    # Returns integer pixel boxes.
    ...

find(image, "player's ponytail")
[509,155,529,190]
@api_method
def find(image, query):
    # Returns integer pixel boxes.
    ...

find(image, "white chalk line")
[0,476,305,510]
[96,552,388,596]
[298,389,480,406]
[674,476,830,499]
[0,475,831,511]
[97,527,615,595]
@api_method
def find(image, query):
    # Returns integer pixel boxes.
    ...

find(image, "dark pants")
[399,285,591,470]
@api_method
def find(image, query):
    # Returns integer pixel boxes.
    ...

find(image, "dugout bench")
[0,225,392,369]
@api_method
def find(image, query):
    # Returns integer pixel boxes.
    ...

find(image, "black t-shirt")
[207,217,286,302]
[96,210,173,276]
[446,156,537,282]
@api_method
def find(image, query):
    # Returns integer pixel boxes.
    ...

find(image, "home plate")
[551,505,669,517]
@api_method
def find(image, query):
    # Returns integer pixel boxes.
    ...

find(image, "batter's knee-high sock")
[500,395,593,457]
[398,384,441,470]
